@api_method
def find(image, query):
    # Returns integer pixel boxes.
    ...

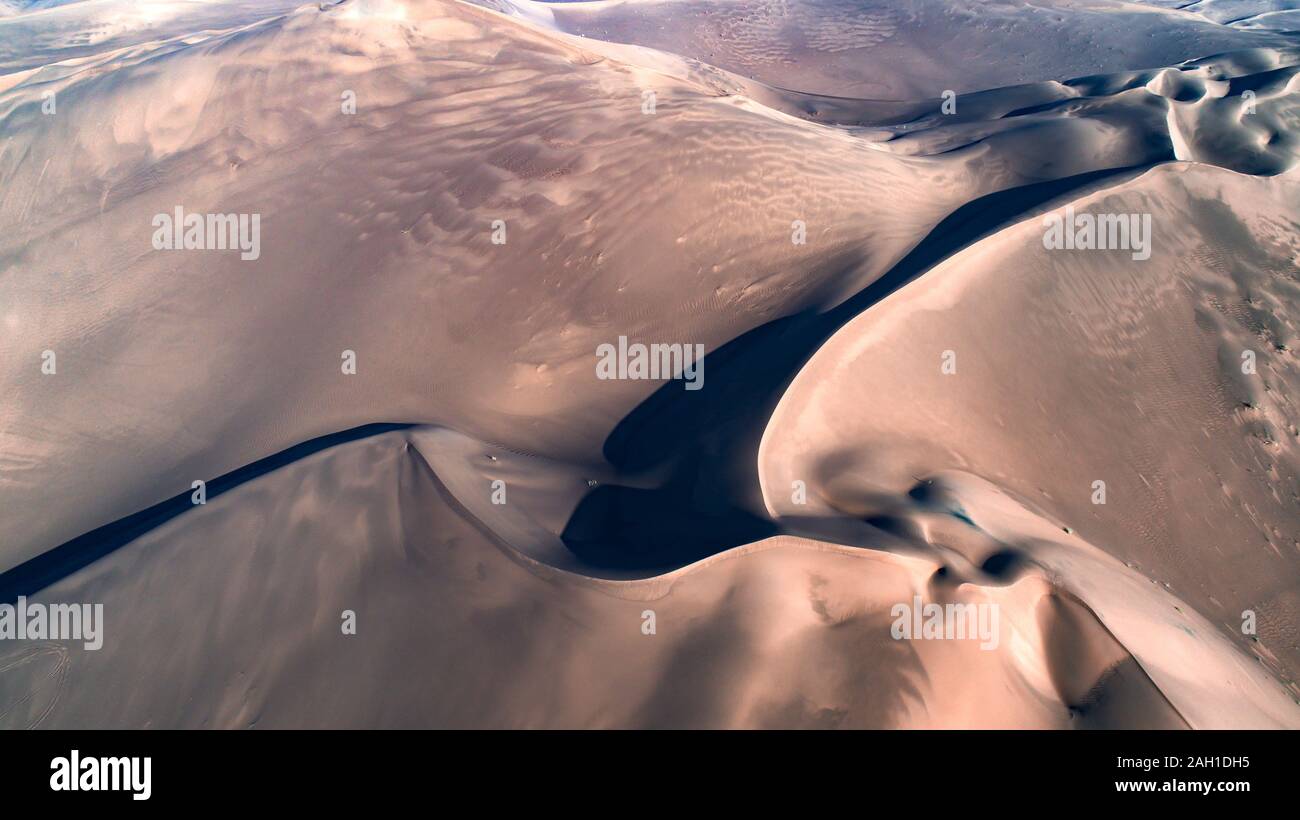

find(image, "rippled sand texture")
[1,0,1298,727]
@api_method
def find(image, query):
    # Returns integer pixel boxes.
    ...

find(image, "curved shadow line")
[561,162,1159,570]
[2,164,1162,594]
[0,422,415,603]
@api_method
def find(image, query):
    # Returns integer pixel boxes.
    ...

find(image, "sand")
[1,0,1297,727]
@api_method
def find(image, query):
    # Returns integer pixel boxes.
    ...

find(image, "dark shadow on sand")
[7,166,1164,593]
[0,422,414,603]
[561,163,1160,570]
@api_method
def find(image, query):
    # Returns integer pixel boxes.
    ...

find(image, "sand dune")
[0,428,1217,728]
[1,0,1297,727]
[475,0,1297,98]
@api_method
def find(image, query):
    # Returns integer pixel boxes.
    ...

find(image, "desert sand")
[0,0,1297,727]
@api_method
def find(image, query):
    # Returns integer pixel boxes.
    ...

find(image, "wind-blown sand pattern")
[0,0,1297,728]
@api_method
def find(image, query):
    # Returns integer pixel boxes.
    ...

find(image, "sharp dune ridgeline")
[0,0,1298,728]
